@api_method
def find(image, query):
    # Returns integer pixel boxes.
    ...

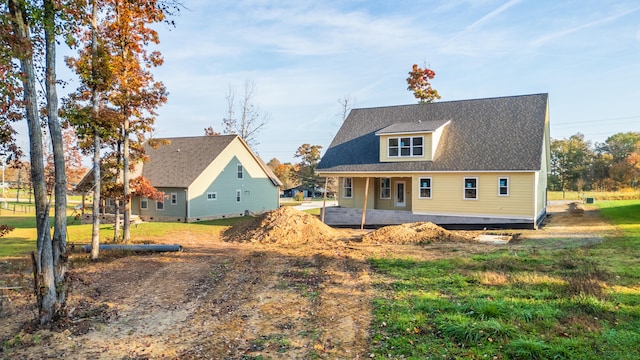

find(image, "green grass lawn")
[368,200,640,359]
[0,211,249,257]
[2,200,639,358]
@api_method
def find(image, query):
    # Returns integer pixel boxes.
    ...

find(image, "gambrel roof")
[317,93,549,173]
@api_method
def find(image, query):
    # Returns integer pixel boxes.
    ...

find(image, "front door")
[395,181,406,207]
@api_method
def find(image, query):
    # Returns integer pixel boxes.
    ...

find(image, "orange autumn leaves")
[407,63,441,104]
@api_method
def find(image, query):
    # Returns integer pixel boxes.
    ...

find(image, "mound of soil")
[568,202,585,215]
[223,206,337,246]
[361,222,473,244]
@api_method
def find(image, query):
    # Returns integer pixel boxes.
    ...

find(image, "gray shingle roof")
[317,93,549,172]
[375,119,451,135]
[142,135,237,187]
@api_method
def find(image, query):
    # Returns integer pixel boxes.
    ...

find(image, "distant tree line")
[550,132,640,192]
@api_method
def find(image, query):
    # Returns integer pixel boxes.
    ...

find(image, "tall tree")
[2,0,63,323]
[104,0,169,243]
[219,80,268,149]
[64,0,117,258]
[294,144,323,193]
[604,132,640,163]
[550,134,592,195]
[44,1,68,299]
[407,63,441,104]
[266,158,297,190]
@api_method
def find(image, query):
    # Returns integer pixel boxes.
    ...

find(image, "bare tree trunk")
[89,0,101,260]
[8,0,56,324]
[113,140,121,242]
[122,116,131,243]
[45,0,68,307]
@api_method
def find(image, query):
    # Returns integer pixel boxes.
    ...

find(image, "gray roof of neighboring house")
[317,93,549,173]
[142,135,281,188]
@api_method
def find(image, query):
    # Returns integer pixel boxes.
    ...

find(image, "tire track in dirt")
[180,251,318,359]
[314,255,372,358]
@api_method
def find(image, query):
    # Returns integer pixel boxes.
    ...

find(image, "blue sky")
[63,0,640,163]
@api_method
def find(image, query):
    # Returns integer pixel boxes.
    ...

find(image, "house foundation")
[322,207,541,230]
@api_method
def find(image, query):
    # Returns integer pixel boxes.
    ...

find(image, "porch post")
[360,177,370,230]
[321,177,328,223]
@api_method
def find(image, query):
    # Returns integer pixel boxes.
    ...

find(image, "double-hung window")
[464,177,478,200]
[236,189,241,203]
[156,199,164,210]
[237,164,244,179]
[380,178,391,199]
[388,136,423,157]
[170,193,177,205]
[418,177,432,199]
[498,177,509,196]
[343,178,353,198]
[141,198,148,209]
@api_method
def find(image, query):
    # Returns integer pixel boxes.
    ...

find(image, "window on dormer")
[388,136,423,157]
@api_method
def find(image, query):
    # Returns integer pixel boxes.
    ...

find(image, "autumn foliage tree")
[106,0,170,243]
[266,158,298,190]
[1,0,68,323]
[407,63,441,104]
[65,0,173,244]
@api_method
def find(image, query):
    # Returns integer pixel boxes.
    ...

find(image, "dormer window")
[388,136,423,157]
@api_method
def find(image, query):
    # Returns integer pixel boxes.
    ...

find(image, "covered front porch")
[338,176,413,212]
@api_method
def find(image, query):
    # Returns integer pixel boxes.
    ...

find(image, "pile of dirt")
[568,202,585,215]
[223,206,337,246]
[361,222,473,244]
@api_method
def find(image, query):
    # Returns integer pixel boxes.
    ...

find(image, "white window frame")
[343,177,353,198]
[498,177,509,196]
[140,198,148,209]
[207,192,217,201]
[170,192,178,205]
[236,189,241,203]
[380,178,391,199]
[418,177,432,199]
[464,177,478,200]
[156,199,165,211]
[387,136,424,158]
[237,163,244,179]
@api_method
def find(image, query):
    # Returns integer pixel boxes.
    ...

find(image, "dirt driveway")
[0,201,616,359]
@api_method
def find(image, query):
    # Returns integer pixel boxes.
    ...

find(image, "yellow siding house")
[317,94,550,229]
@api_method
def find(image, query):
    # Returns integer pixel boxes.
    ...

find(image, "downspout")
[184,188,189,222]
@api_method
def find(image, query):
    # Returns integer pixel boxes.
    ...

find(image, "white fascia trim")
[375,131,433,136]
[317,170,539,176]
